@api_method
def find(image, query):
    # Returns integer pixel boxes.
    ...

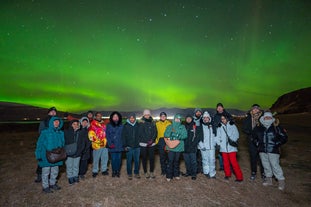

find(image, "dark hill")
[270,87,311,114]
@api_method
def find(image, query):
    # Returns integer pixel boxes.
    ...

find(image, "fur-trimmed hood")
[109,111,122,127]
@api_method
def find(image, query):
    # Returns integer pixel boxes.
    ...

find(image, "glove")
[124,146,131,151]
[147,140,153,146]
[201,147,207,151]
[109,143,115,149]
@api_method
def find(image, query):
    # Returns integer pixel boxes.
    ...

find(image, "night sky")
[1,0,310,113]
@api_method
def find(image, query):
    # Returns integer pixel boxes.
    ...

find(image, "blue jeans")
[92,148,108,173]
[110,152,122,172]
[183,152,197,177]
[167,151,181,179]
[158,139,168,174]
[126,147,140,175]
[66,157,81,178]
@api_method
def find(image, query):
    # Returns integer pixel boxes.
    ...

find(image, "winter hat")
[216,103,224,108]
[185,114,192,119]
[262,111,273,119]
[174,113,182,120]
[202,111,211,120]
[143,109,151,116]
[194,108,203,114]
[48,106,57,113]
[251,104,260,109]
[160,112,167,117]
[128,112,136,119]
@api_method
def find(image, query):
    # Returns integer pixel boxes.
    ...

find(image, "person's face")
[252,107,260,114]
[87,113,93,119]
[49,110,56,117]
[221,116,227,124]
[203,116,210,123]
[112,114,119,122]
[264,116,273,120]
[129,116,136,124]
[186,117,192,124]
[95,113,102,121]
[217,106,224,113]
[160,115,167,121]
[174,118,181,123]
[144,114,150,119]
[195,111,202,118]
[81,120,88,128]
[72,122,80,131]
[53,120,60,128]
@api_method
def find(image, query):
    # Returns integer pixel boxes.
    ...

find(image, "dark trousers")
[79,159,89,176]
[167,151,181,179]
[158,139,168,174]
[36,165,42,175]
[140,146,155,173]
[248,135,264,174]
[196,150,203,173]
[126,147,140,175]
[183,152,197,177]
[110,152,122,172]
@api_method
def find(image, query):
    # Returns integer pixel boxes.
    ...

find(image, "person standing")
[193,108,203,174]
[164,114,187,181]
[65,120,85,184]
[217,115,243,182]
[88,112,109,177]
[106,111,124,178]
[78,117,91,179]
[213,103,233,171]
[199,111,217,179]
[122,113,141,180]
[35,106,57,183]
[252,112,288,190]
[183,115,203,180]
[139,109,157,179]
[35,116,64,193]
[155,112,171,175]
[242,104,265,180]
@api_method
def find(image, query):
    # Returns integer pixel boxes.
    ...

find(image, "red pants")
[222,152,243,181]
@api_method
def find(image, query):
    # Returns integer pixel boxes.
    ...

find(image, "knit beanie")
[143,109,151,116]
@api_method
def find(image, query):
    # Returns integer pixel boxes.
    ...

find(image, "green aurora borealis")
[1,1,310,113]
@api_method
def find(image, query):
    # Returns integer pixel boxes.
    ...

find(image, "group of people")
[35,103,288,193]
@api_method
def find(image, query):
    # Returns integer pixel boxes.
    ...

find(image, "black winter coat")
[122,121,140,148]
[184,122,203,153]
[80,127,91,160]
[138,117,157,144]
[252,125,288,154]
[64,128,85,158]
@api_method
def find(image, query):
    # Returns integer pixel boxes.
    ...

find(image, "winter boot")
[68,177,75,185]
[278,180,285,191]
[145,172,150,179]
[35,174,42,183]
[262,177,273,186]
[112,171,116,177]
[116,171,120,178]
[73,176,79,183]
[150,172,155,179]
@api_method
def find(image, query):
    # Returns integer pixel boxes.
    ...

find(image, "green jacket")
[164,121,187,152]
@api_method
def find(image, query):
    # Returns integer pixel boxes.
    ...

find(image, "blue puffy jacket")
[35,116,65,167]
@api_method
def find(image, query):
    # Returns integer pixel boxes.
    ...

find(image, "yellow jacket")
[155,119,171,144]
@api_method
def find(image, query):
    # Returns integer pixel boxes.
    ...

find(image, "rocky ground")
[0,113,310,206]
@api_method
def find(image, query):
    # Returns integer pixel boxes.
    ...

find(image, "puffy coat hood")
[109,111,122,127]
[49,116,63,130]
[79,116,90,128]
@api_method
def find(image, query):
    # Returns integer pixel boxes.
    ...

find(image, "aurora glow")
[1,1,310,113]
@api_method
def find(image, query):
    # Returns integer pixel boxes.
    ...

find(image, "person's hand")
[109,144,115,149]
[201,147,207,151]
[147,140,153,146]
